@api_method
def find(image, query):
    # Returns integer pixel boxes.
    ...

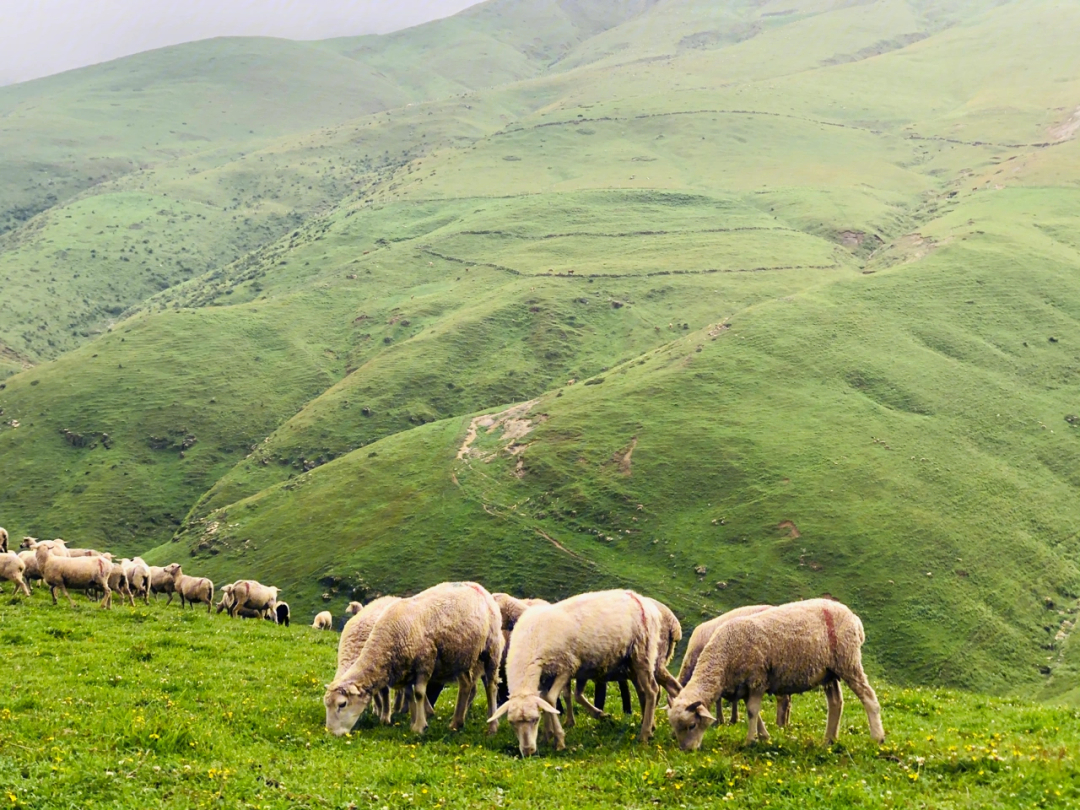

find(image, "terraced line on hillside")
[501,108,1063,150]
[420,248,840,279]
[456,225,795,239]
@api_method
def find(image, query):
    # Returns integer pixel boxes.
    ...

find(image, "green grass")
[1,595,1078,809]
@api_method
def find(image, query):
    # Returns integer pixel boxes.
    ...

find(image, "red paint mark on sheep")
[627,591,647,626]
[822,608,838,655]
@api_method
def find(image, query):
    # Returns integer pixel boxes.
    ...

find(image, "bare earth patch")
[1049,105,1080,142]
[456,400,541,460]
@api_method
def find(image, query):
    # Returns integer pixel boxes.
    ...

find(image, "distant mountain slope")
[2,0,1080,694]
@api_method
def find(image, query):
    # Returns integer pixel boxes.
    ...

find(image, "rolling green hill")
[1,0,1079,698]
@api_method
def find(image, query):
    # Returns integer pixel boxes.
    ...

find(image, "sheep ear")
[487,703,510,723]
[345,685,361,697]
[693,703,717,722]
[537,698,560,715]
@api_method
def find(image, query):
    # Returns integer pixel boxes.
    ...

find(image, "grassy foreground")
[1,595,1077,809]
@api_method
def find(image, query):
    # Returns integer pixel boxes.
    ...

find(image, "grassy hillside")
[2,0,1080,699]
[0,597,1078,809]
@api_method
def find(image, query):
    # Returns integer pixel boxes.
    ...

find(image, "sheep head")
[323,683,372,736]
[487,695,559,757]
[344,601,363,617]
[163,563,183,583]
[668,698,717,751]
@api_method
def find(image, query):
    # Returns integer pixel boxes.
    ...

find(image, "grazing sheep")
[492,593,550,704]
[0,551,31,596]
[149,566,177,603]
[332,595,401,722]
[0,527,8,553]
[324,582,503,736]
[35,542,112,608]
[669,599,885,750]
[489,589,662,756]
[344,601,363,617]
[275,602,290,626]
[312,610,333,630]
[121,558,152,604]
[583,591,682,721]
[679,605,792,728]
[228,580,280,621]
[163,563,214,613]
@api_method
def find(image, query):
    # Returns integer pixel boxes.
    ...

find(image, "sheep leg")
[449,672,475,731]
[49,584,60,605]
[543,674,570,751]
[592,677,607,712]
[16,574,31,597]
[823,680,844,744]
[166,591,174,606]
[572,681,611,722]
[58,581,77,609]
[482,659,500,735]
[411,676,431,734]
[776,695,792,728]
[620,678,634,715]
[630,665,659,743]
[380,686,397,725]
[101,582,112,610]
[745,692,768,744]
[561,682,576,728]
[657,669,682,702]
[392,687,406,716]
[841,669,884,743]
[125,586,136,608]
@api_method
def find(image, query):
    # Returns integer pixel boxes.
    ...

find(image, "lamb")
[149,566,177,603]
[228,580,280,621]
[679,605,792,728]
[0,551,31,596]
[669,599,885,750]
[312,610,333,630]
[275,602,290,626]
[35,542,112,608]
[121,558,152,604]
[163,563,214,613]
[489,589,662,756]
[324,582,503,736]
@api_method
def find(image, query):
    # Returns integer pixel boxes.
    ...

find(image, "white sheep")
[102,562,137,607]
[0,551,31,596]
[324,582,503,736]
[569,596,682,727]
[679,605,792,728]
[17,550,43,592]
[163,563,214,613]
[35,542,112,608]
[0,526,8,553]
[228,580,279,621]
[344,601,364,617]
[149,566,177,603]
[492,593,550,704]
[333,595,401,722]
[489,589,662,756]
[669,599,885,750]
[313,610,333,630]
[120,558,152,605]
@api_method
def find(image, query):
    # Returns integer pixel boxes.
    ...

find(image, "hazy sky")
[0,0,484,86]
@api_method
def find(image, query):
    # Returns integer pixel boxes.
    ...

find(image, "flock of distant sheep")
[0,528,290,624]
[1,525,886,756]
